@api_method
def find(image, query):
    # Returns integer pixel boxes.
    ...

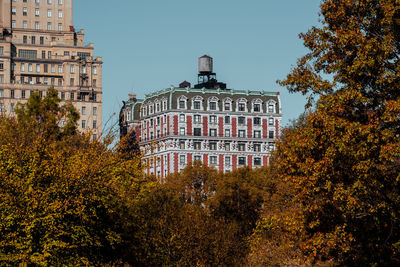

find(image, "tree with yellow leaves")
[0,88,146,265]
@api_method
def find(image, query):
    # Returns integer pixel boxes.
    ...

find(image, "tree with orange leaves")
[249,0,400,265]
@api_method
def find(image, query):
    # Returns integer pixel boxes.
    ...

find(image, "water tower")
[198,55,216,84]
[195,55,227,89]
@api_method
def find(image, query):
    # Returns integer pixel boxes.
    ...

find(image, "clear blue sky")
[74,0,321,129]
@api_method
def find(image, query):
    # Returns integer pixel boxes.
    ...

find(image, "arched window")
[177,96,187,110]
[252,98,263,113]
[267,100,276,113]
[208,96,219,111]
[237,98,247,112]
[191,96,204,110]
[223,97,233,111]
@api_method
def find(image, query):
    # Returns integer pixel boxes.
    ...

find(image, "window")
[0,75,3,84]
[28,63,33,72]
[179,140,185,149]
[254,130,261,138]
[0,89,4,97]
[238,130,245,138]
[48,9,52,17]
[225,129,230,137]
[238,143,245,151]
[209,142,217,150]
[179,100,185,109]
[224,142,230,151]
[23,8,27,16]
[58,79,62,86]
[70,78,74,86]
[269,118,274,126]
[81,120,86,129]
[93,66,97,74]
[254,103,261,112]
[82,66,87,74]
[43,64,48,72]
[58,65,62,73]
[40,37,44,44]
[51,78,55,85]
[43,77,48,84]
[224,116,230,124]
[93,79,96,87]
[47,22,51,30]
[35,8,40,16]
[238,103,246,112]
[0,62,3,71]
[20,63,25,72]
[78,52,90,59]
[93,121,97,129]
[93,107,97,116]
[193,101,201,110]
[10,90,15,99]
[194,115,201,123]
[70,65,75,73]
[42,51,46,59]
[48,0,52,3]
[0,47,3,55]
[209,129,217,137]
[0,103,3,113]
[254,143,261,152]
[51,64,55,73]
[224,102,230,111]
[254,117,261,125]
[238,116,245,125]
[36,64,40,72]
[10,104,15,113]
[12,7,16,15]
[70,92,74,100]
[238,157,246,166]
[48,51,52,58]
[209,115,217,124]
[194,142,201,150]
[179,114,185,122]
[23,36,27,44]
[58,10,63,18]
[268,103,275,113]
[36,77,40,84]
[180,155,186,164]
[35,22,39,29]
[180,127,185,136]
[209,102,217,110]
[210,156,217,165]
[194,155,201,162]
[58,23,62,31]
[269,131,274,139]
[268,143,275,151]
[58,0,63,5]
[254,158,262,166]
[64,51,70,56]
[21,90,26,99]
[194,128,201,136]
[225,156,231,166]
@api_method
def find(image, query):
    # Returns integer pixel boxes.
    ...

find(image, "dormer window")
[193,101,201,109]
[238,103,246,112]
[254,103,261,112]
[178,96,187,109]
[224,102,231,111]
[209,102,217,110]
[268,102,276,113]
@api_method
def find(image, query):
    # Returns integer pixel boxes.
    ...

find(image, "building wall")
[122,87,282,180]
[0,0,102,136]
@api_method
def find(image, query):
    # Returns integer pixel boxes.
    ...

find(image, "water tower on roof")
[195,55,227,89]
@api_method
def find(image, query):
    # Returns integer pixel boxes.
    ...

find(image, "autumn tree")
[264,0,400,265]
[0,89,145,265]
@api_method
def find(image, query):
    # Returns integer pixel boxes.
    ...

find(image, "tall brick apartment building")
[0,0,102,136]
[121,56,282,179]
